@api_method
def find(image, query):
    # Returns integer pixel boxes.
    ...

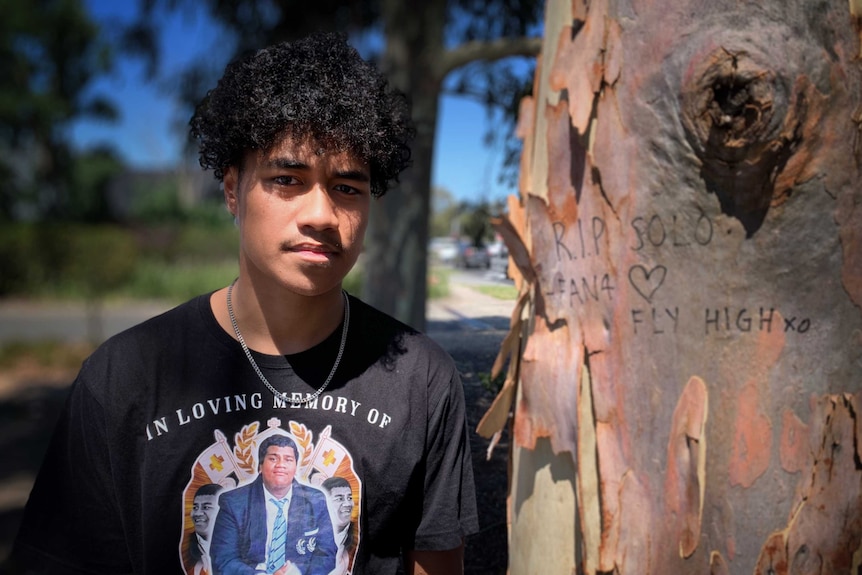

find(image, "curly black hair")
[190,33,414,197]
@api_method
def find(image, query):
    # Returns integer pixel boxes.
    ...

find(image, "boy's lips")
[286,242,341,264]
[291,243,335,253]
[283,240,342,261]
[282,236,341,252]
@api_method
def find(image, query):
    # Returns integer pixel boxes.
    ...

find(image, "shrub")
[65,227,138,298]
[0,224,38,295]
[123,259,238,301]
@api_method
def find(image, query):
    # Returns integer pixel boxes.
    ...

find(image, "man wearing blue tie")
[211,434,336,575]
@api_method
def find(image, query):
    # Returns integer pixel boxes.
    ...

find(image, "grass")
[119,259,239,302]
[0,340,94,370]
[471,284,518,300]
[428,267,450,299]
[479,369,507,393]
[11,259,240,304]
[8,256,451,305]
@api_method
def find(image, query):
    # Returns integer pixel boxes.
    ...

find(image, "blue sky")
[71,0,526,204]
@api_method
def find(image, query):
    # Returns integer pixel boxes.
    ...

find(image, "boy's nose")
[298,184,338,230]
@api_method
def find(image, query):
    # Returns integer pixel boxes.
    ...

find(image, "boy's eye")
[334,184,360,195]
[273,175,300,186]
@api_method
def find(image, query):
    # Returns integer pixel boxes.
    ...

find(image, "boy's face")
[224,134,371,298]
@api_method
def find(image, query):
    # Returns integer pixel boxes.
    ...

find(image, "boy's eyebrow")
[266,157,308,170]
[334,169,370,183]
[265,156,370,183]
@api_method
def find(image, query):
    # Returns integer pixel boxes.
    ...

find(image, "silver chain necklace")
[226,281,349,405]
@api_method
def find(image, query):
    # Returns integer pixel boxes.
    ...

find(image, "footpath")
[426,282,515,331]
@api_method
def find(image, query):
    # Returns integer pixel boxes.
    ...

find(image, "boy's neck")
[212,276,346,355]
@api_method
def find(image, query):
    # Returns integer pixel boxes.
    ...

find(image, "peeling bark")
[494,0,862,573]
[781,394,862,574]
[665,376,708,558]
[711,551,731,575]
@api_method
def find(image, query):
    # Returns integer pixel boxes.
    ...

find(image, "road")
[0,268,516,344]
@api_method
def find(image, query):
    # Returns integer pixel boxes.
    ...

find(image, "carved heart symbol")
[628,264,667,303]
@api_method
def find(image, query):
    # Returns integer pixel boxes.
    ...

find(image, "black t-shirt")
[12,293,478,574]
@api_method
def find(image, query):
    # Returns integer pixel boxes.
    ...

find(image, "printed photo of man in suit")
[210,434,336,575]
[189,483,224,575]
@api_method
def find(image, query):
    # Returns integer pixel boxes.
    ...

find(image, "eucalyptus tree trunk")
[363,0,445,331]
[479,1,862,573]
[364,3,542,331]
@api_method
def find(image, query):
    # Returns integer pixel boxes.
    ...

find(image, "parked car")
[488,240,510,279]
[428,237,459,265]
[455,241,491,269]
[487,240,508,258]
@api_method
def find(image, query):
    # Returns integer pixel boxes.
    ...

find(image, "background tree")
[458,199,504,247]
[430,186,458,238]
[64,225,138,343]
[67,147,125,223]
[132,0,543,329]
[0,0,116,221]
[479,1,862,573]
[430,187,505,247]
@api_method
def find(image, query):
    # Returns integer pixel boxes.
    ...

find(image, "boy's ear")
[223,166,239,217]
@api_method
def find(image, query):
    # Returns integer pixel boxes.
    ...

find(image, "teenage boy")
[11,32,478,575]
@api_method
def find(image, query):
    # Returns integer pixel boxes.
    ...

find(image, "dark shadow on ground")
[428,321,510,575]
[427,315,511,334]
[0,382,70,562]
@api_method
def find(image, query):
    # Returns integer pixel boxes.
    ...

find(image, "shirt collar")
[263,483,293,505]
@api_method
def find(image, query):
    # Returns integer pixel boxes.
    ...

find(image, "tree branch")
[436,36,542,78]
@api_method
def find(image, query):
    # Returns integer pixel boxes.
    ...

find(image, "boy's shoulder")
[347,294,454,363]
